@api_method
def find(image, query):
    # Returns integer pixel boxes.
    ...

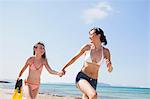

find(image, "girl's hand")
[17,77,20,81]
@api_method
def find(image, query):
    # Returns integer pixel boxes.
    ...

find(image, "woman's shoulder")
[103,47,109,51]
[103,47,110,55]
[81,43,91,51]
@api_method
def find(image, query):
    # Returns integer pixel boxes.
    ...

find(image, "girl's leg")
[25,85,33,99]
[26,86,39,99]
[31,87,39,99]
[77,79,97,99]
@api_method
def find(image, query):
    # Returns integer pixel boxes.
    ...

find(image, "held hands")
[57,70,66,77]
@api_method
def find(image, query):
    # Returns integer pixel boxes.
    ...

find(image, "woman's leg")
[77,79,97,99]
[82,93,89,99]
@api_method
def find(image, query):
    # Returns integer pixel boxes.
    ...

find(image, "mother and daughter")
[17,27,113,99]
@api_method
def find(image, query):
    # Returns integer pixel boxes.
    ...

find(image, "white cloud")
[82,2,114,24]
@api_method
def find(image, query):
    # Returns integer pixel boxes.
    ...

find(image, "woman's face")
[34,44,45,56]
[89,29,100,43]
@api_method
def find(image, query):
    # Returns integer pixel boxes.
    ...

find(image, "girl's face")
[34,44,45,56]
[89,30,100,43]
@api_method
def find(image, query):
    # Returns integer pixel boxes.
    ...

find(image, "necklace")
[95,47,101,51]
[95,48,99,51]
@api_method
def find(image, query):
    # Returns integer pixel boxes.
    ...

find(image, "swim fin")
[12,79,23,99]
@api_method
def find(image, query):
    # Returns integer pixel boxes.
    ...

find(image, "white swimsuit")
[84,46,104,66]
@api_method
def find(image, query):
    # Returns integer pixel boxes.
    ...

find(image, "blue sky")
[0,0,149,88]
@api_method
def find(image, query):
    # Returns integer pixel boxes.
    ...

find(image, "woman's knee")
[82,94,89,99]
[89,91,97,99]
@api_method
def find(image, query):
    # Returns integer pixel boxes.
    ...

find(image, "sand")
[0,88,81,99]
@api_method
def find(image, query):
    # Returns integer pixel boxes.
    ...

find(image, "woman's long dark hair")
[33,42,46,59]
[90,27,107,45]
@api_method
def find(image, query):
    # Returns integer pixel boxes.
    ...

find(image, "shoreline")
[1,82,150,99]
[0,88,81,99]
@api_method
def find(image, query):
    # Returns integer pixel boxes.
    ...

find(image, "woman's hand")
[107,63,113,72]
[108,65,113,72]
[106,59,113,72]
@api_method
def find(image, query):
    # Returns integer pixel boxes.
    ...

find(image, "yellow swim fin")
[12,79,23,99]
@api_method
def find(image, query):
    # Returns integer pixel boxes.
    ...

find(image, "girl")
[17,42,63,99]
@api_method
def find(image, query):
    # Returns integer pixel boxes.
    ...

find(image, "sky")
[0,0,149,88]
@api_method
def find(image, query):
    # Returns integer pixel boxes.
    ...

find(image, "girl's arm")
[61,44,90,72]
[104,48,113,72]
[17,57,31,79]
[44,59,61,76]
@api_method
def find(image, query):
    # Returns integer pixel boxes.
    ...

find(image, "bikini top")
[84,46,104,66]
[29,58,43,72]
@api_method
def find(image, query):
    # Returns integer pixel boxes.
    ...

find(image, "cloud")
[82,2,114,24]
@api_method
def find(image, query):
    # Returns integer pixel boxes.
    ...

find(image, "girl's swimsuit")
[25,58,43,91]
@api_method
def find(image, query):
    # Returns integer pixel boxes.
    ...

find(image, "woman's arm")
[104,48,113,72]
[61,44,90,72]
[17,57,31,79]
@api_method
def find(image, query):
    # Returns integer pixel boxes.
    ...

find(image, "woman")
[61,27,113,99]
[17,42,63,99]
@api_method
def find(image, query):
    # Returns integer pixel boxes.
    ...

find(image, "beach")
[0,88,81,99]
[0,83,150,99]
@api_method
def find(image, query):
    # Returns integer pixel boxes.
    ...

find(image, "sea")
[0,82,150,99]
